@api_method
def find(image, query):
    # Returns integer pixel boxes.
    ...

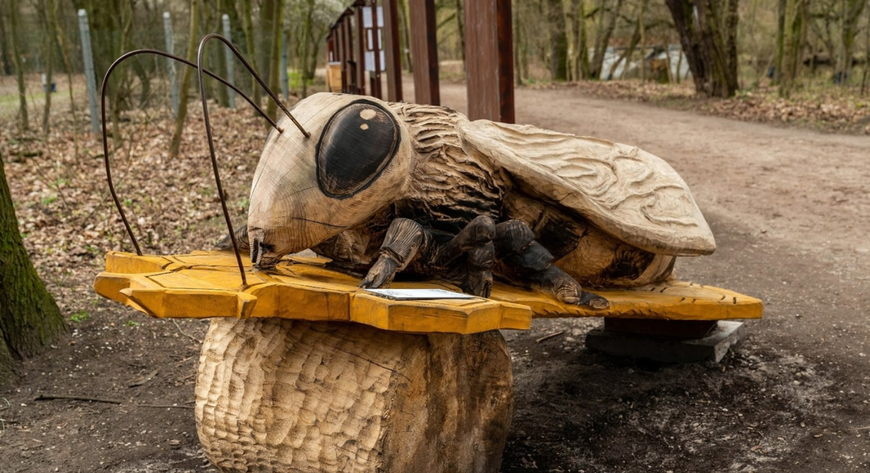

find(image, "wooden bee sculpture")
[219,93,715,309]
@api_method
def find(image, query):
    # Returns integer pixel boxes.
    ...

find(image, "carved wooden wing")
[456,119,715,256]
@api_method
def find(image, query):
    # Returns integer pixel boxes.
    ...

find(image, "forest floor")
[1,78,870,472]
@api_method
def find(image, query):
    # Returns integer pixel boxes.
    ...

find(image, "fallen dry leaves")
[2,103,270,315]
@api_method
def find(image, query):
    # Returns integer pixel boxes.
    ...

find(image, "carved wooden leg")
[214,224,250,253]
[435,215,496,297]
[196,318,514,473]
[494,220,609,309]
[360,218,426,288]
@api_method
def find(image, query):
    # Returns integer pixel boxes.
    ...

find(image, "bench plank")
[94,251,762,334]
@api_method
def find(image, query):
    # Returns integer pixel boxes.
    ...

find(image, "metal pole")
[280,26,289,100]
[163,12,179,116]
[221,14,236,109]
[77,9,100,133]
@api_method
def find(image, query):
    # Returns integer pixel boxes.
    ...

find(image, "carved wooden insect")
[223,93,716,309]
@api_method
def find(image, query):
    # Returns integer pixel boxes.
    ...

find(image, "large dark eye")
[316,100,400,198]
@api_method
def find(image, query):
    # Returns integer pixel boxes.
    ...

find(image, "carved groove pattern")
[388,103,508,234]
[458,120,715,255]
[196,318,513,473]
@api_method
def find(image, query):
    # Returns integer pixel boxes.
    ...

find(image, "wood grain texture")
[464,0,514,122]
[408,0,439,105]
[93,251,762,325]
[196,318,513,473]
[457,118,716,256]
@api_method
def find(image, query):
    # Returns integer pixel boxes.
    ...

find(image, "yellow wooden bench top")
[93,251,763,334]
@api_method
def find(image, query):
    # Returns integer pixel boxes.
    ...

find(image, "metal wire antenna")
[198,34,310,138]
[102,49,281,259]
[195,33,313,285]
[100,44,305,286]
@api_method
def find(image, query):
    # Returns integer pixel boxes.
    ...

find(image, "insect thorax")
[387,102,508,235]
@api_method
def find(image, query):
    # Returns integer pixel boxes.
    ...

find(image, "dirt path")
[2,83,869,472]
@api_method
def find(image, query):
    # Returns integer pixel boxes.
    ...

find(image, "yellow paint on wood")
[94,251,762,334]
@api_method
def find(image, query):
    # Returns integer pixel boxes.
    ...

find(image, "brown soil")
[2,82,870,472]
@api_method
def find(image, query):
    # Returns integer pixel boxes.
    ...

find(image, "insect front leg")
[495,220,609,309]
[360,218,428,289]
[435,215,496,297]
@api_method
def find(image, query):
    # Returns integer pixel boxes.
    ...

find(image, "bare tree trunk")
[0,1,11,76]
[266,0,284,118]
[639,1,647,82]
[8,0,28,132]
[298,0,313,98]
[241,0,261,106]
[40,0,56,135]
[568,0,589,80]
[454,0,466,66]
[50,0,76,123]
[835,0,867,85]
[862,0,870,95]
[259,0,276,83]
[513,0,526,85]
[676,41,683,83]
[663,39,675,83]
[774,0,787,83]
[1,159,66,383]
[608,17,641,80]
[665,0,740,98]
[109,0,134,149]
[400,0,413,73]
[169,0,200,158]
[214,0,230,107]
[302,1,326,100]
[590,0,624,79]
[779,0,807,97]
[547,0,568,80]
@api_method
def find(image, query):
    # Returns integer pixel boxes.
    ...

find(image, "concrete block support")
[585,320,747,363]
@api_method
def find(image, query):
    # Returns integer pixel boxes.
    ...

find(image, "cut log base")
[196,318,513,473]
[585,319,747,363]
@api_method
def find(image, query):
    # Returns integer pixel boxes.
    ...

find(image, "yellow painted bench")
[94,250,762,335]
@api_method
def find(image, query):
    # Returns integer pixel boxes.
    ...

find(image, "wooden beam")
[465,0,514,122]
[355,4,366,95]
[340,11,354,93]
[370,0,383,99]
[382,0,403,101]
[409,0,439,105]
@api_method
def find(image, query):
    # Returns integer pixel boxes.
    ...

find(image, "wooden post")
[355,3,366,95]
[163,12,179,116]
[327,30,333,61]
[77,9,99,133]
[370,0,382,99]
[344,13,354,92]
[382,0,403,101]
[465,0,514,123]
[221,14,236,109]
[409,0,439,105]
[196,318,513,473]
[340,13,348,92]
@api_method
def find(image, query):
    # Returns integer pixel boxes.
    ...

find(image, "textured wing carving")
[457,119,715,256]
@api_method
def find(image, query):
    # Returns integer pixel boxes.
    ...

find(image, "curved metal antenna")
[196,34,248,285]
[100,48,283,257]
[198,33,310,138]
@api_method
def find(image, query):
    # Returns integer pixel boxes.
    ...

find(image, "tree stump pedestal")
[195,318,514,473]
